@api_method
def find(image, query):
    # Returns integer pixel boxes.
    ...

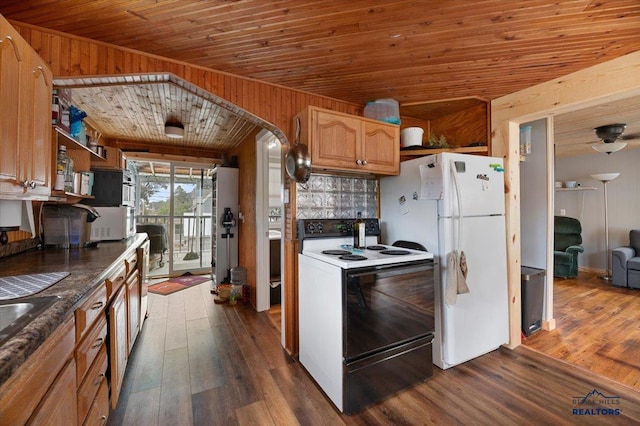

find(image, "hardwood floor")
[108,281,640,425]
[524,271,640,391]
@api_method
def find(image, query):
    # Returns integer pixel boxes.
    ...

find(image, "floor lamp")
[590,173,620,281]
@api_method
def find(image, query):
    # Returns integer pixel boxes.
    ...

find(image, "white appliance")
[297,218,435,414]
[90,206,136,241]
[211,167,239,285]
[380,152,509,369]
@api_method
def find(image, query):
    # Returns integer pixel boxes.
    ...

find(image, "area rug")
[148,273,210,296]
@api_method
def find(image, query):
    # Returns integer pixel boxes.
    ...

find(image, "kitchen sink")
[0,296,60,346]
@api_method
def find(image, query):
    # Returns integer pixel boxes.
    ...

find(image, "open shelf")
[54,127,106,161]
[555,187,597,192]
[400,145,488,159]
[50,190,94,203]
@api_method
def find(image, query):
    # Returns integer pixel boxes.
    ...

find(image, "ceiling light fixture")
[164,122,184,139]
[592,123,627,154]
[592,141,627,154]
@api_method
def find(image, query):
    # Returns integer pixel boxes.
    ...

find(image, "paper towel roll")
[21,200,35,237]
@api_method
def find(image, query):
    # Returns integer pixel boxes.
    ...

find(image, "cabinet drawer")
[83,377,109,426]
[106,263,127,300]
[125,249,138,277]
[77,344,107,426]
[75,284,107,342]
[75,312,107,385]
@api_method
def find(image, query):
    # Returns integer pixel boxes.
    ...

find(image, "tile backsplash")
[296,174,377,219]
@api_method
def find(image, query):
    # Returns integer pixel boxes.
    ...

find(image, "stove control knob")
[308,223,315,233]
[317,223,324,232]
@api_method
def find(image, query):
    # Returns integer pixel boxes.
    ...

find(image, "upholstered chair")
[612,230,640,288]
[553,216,584,278]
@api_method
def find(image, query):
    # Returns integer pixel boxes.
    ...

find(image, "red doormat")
[148,273,211,296]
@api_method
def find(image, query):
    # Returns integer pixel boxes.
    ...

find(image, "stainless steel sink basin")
[0,296,60,346]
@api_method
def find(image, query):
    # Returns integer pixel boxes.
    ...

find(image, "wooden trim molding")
[491,50,640,349]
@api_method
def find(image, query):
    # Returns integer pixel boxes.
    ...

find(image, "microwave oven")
[90,206,136,241]
[86,170,134,207]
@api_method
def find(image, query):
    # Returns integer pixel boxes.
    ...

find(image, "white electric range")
[297,218,436,414]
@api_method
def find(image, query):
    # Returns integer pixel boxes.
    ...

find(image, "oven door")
[343,260,435,361]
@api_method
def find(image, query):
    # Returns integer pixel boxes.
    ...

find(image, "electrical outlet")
[560,208,566,216]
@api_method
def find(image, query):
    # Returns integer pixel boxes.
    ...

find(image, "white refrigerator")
[380,152,509,369]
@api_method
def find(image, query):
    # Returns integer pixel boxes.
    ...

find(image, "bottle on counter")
[353,211,366,249]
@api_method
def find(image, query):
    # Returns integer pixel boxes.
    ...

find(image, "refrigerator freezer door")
[430,153,505,218]
[434,214,509,369]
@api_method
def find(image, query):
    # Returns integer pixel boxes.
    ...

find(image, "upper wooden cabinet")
[296,106,399,176]
[398,97,490,160]
[0,15,52,198]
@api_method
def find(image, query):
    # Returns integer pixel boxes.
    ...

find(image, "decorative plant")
[428,132,450,148]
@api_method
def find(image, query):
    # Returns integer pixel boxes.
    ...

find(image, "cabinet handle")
[356,159,362,165]
[95,372,106,386]
[22,180,30,188]
[100,415,107,424]
[29,180,37,189]
[91,301,104,310]
[362,160,368,165]
[92,337,104,349]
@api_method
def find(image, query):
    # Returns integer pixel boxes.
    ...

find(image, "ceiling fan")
[591,123,640,154]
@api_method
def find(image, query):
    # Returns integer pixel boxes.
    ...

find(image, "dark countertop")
[0,233,147,388]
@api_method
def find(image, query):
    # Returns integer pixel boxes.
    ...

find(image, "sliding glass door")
[134,160,213,278]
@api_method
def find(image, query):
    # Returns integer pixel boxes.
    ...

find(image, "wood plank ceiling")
[1,0,639,157]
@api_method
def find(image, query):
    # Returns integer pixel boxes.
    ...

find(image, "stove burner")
[322,250,352,255]
[366,245,386,251]
[380,249,410,255]
[340,254,368,261]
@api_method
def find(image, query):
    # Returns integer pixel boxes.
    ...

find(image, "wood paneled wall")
[9,19,361,354]
[232,129,259,309]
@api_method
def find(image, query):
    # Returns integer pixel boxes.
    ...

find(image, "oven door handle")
[346,262,434,280]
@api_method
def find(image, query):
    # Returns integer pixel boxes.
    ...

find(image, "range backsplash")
[296,174,377,219]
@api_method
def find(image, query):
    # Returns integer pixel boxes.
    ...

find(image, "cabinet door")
[361,121,399,175]
[127,271,140,353]
[109,285,128,409]
[311,109,361,170]
[24,54,52,194]
[0,20,23,194]
[28,358,78,426]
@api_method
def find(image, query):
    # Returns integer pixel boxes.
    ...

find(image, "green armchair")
[554,216,584,278]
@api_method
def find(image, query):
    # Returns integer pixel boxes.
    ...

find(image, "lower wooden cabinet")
[127,269,141,352]
[28,358,77,425]
[0,315,75,425]
[75,313,107,384]
[83,378,109,426]
[77,344,108,425]
[109,284,128,409]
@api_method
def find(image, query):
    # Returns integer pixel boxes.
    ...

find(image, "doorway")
[255,130,284,335]
[133,159,215,278]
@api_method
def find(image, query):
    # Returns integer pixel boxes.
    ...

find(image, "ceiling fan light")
[164,122,184,139]
[592,141,627,154]
[594,123,626,143]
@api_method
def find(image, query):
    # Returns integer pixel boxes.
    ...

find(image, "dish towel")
[445,250,470,305]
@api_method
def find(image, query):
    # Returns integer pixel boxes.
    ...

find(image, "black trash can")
[521,266,545,337]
